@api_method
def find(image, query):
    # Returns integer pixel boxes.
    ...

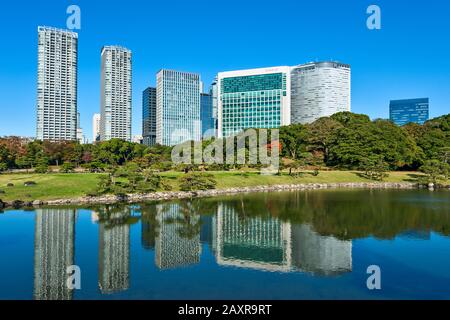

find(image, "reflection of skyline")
[215,204,292,272]
[291,224,352,275]
[98,209,130,294]
[34,208,76,300]
[214,203,353,275]
[155,203,201,270]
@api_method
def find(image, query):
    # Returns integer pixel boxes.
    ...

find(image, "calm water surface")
[1,189,450,300]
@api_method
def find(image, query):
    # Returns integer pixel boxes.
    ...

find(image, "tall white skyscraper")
[36,27,78,141]
[291,62,351,124]
[156,69,201,146]
[92,113,101,142]
[100,46,132,142]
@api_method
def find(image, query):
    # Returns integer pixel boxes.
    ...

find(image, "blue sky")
[0,0,449,140]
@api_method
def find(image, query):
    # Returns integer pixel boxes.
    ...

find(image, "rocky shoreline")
[2,181,447,210]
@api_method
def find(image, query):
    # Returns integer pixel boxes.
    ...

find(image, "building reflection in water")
[33,208,76,300]
[155,203,201,270]
[291,224,352,275]
[98,207,130,294]
[214,203,352,275]
[214,204,292,272]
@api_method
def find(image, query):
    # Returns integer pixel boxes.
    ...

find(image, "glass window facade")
[201,93,215,139]
[156,70,201,146]
[142,87,157,146]
[389,98,429,126]
[220,73,287,138]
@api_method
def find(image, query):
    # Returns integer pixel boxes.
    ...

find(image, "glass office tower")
[142,87,157,146]
[201,93,215,139]
[156,69,201,146]
[218,67,291,138]
[389,98,429,126]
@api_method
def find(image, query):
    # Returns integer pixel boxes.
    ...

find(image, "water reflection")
[155,203,201,269]
[34,208,76,300]
[97,207,131,294]
[17,190,450,299]
[215,203,292,272]
[291,224,352,275]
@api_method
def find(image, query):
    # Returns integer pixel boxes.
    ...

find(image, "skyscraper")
[36,27,78,141]
[76,112,83,144]
[156,69,201,146]
[200,93,215,139]
[210,77,219,136]
[142,87,157,146]
[291,61,351,124]
[100,46,132,142]
[389,98,429,126]
[217,67,292,138]
[92,113,101,142]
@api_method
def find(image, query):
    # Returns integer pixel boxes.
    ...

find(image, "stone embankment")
[2,182,442,209]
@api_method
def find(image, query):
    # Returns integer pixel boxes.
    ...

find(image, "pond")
[0,189,449,300]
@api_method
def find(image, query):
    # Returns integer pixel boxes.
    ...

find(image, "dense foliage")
[1,112,449,175]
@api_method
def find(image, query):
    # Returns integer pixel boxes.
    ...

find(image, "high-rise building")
[291,61,351,124]
[156,69,201,146]
[100,46,132,142]
[142,87,157,146]
[76,112,83,144]
[210,77,219,136]
[389,98,429,126]
[201,93,215,139]
[36,27,78,141]
[92,113,101,142]
[218,67,292,138]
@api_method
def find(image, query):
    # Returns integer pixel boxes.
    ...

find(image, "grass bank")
[0,170,432,202]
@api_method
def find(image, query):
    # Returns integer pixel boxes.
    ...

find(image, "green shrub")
[35,164,49,174]
[179,172,217,191]
[60,162,76,173]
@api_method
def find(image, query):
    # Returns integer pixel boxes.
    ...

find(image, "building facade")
[36,27,78,141]
[291,62,351,124]
[92,113,101,142]
[100,46,132,142]
[389,98,429,126]
[156,69,201,146]
[218,67,292,138]
[142,87,157,146]
[201,93,215,139]
[210,77,219,137]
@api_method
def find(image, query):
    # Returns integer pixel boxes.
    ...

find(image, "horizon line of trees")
[1,112,449,178]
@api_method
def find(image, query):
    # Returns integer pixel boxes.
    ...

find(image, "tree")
[420,160,450,184]
[360,156,390,181]
[179,172,217,191]
[279,124,308,160]
[60,162,76,173]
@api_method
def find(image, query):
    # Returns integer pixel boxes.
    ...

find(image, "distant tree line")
[1,112,449,183]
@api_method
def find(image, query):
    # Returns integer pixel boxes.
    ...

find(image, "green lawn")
[0,170,431,202]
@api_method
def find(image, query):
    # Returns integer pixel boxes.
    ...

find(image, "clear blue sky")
[0,0,449,140]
